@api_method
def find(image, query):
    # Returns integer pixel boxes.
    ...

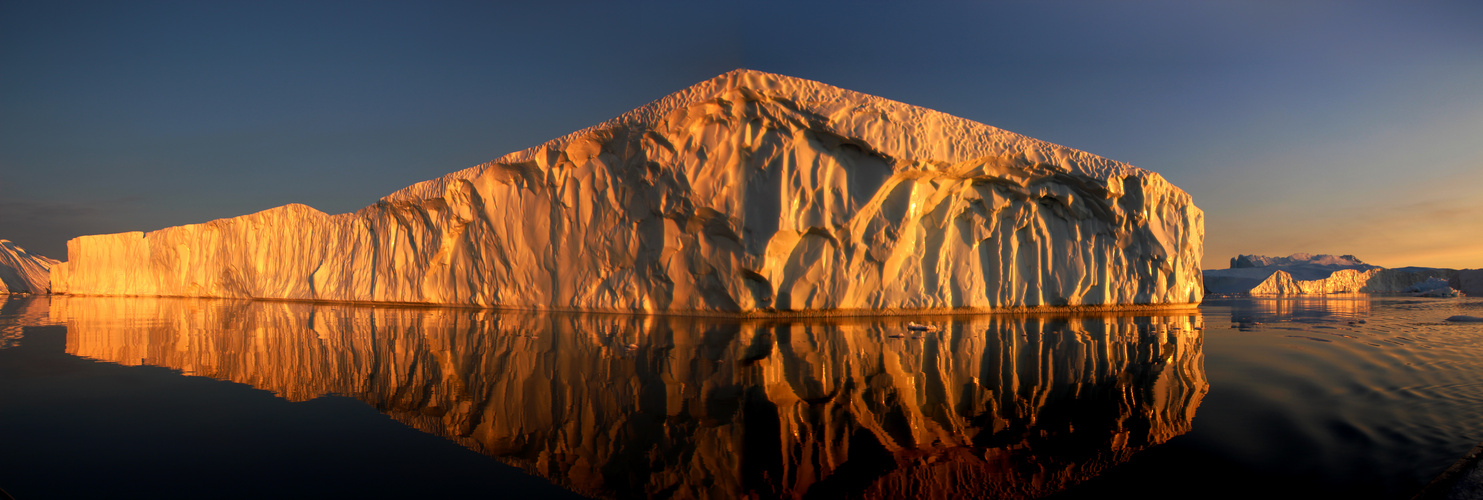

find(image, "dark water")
[1,295,1480,499]
[1059,295,1483,499]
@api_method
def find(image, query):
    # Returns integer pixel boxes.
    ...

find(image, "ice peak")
[382,69,1151,205]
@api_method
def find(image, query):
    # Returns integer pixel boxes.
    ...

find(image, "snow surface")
[0,239,57,294]
[52,69,1204,313]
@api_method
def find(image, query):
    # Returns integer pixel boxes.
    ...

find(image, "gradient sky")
[2,1,1480,270]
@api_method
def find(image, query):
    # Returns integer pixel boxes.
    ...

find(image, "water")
[1,295,1480,499]
[1060,296,1483,499]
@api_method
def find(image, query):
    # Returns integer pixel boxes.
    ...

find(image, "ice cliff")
[53,296,1207,499]
[0,240,57,294]
[1204,253,1482,296]
[52,69,1204,313]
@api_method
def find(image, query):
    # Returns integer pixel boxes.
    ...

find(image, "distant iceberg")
[1204,253,1480,296]
[1405,277,1457,297]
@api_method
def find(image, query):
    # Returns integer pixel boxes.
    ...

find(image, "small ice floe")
[906,322,939,332]
[1445,315,1483,323]
[625,343,640,350]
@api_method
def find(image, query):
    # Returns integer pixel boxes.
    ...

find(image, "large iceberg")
[0,239,57,294]
[52,69,1204,313]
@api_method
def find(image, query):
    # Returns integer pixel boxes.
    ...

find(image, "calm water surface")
[1,295,1480,499]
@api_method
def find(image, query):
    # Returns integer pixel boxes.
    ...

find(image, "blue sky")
[2,1,1480,269]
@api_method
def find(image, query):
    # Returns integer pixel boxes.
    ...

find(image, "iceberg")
[1248,268,1381,295]
[1405,277,1458,297]
[1204,253,1481,296]
[0,239,57,294]
[1229,253,1371,269]
[51,69,1204,313]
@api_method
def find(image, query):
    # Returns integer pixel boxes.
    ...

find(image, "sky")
[1,1,1480,270]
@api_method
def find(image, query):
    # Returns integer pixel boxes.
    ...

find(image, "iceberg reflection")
[52,296,1206,499]
[1220,295,1372,330]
